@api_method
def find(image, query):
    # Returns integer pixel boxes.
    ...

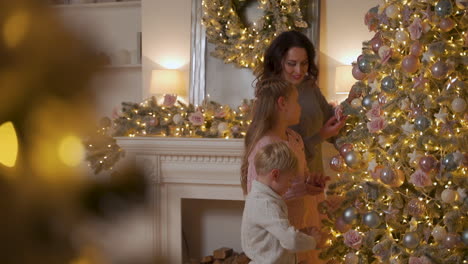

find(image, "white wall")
[141,0,191,100]
[318,0,375,102]
[56,4,143,117]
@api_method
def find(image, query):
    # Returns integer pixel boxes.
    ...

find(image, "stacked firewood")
[187,247,250,264]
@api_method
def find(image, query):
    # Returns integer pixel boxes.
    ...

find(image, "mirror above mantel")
[189,0,321,107]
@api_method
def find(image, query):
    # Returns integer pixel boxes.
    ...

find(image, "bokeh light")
[0,121,18,167]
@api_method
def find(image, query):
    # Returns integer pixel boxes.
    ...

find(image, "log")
[213,247,233,260]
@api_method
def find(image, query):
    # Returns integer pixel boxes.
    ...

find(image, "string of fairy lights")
[202,0,308,68]
[322,0,467,263]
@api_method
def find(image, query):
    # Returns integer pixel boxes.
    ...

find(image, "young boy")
[241,142,321,264]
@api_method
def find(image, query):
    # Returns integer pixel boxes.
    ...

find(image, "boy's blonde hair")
[254,142,298,178]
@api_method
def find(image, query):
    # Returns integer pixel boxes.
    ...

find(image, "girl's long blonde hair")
[240,78,295,195]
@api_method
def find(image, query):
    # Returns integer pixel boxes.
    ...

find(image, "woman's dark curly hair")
[256,30,318,81]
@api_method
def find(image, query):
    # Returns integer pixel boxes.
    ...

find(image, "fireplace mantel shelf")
[116,137,245,263]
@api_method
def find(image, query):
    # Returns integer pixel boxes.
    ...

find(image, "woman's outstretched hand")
[319,115,347,140]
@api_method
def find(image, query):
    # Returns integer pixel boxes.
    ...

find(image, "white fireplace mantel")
[116,137,245,263]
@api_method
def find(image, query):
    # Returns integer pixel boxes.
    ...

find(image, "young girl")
[240,78,327,264]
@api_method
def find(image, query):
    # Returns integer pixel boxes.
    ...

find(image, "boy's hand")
[302,227,328,249]
[306,172,330,188]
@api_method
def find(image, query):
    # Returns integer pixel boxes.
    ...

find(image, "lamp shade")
[150,69,185,95]
[335,65,354,94]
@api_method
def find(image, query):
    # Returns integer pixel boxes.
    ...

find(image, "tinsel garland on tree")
[202,0,308,69]
[84,95,253,173]
[319,0,468,263]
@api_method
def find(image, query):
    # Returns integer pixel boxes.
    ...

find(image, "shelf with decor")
[52,1,140,9]
[54,0,142,117]
[101,64,142,69]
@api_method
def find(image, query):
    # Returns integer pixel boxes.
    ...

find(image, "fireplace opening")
[182,198,244,262]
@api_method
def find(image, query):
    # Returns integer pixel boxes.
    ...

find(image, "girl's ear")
[277,96,286,111]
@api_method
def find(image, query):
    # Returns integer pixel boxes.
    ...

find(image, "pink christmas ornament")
[370,33,384,53]
[335,216,351,233]
[444,233,460,249]
[431,60,449,79]
[352,64,366,80]
[402,55,421,73]
[418,155,437,172]
[439,17,455,32]
[339,143,354,157]
[330,155,345,172]
[410,41,424,56]
[407,198,426,217]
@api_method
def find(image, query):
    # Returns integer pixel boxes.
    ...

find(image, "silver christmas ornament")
[362,95,374,109]
[363,211,381,228]
[343,207,359,224]
[358,56,374,74]
[435,0,453,17]
[462,229,468,245]
[414,115,431,131]
[403,232,420,249]
[442,153,458,171]
[381,76,397,93]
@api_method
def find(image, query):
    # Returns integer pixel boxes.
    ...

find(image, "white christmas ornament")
[369,80,381,94]
[441,189,459,203]
[173,114,183,125]
[385,5,399,18]
[345,252,359,264]
[217,122,229,135]
[400,98,410,110]
[408,149,423,165]
[402,121,415,135]
[451,97,467,113]
[458,188,467,201]
[368,159,378,172]
[434,108,448,123]
[395,31,410,44]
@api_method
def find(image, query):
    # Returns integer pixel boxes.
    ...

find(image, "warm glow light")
[0,121,18,167]
[3,10,30,48]
[335,65,355,94]
[157,58,187,69]
[150,69,186,96]
[58,135,84,167]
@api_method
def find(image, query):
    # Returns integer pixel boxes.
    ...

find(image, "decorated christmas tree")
[320,0,467,263]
